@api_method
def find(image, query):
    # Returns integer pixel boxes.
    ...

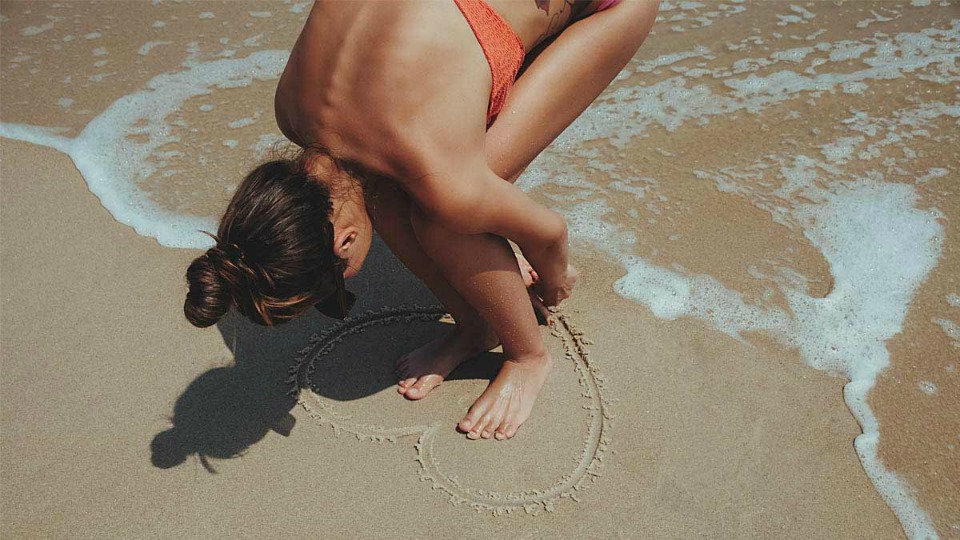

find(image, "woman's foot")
[458,351,554,440]
[396,324,499,400]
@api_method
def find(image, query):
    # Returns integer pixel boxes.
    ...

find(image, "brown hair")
[184,149,345,327]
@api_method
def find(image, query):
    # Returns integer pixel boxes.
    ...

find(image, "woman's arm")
[403,157,571,304]
[382,0,659,304]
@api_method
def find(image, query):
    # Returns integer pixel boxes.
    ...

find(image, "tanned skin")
[276,0,660,440]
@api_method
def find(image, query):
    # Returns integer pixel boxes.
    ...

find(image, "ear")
[334,228,359,259]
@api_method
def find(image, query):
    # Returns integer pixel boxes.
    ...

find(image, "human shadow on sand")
[149,236,499,472]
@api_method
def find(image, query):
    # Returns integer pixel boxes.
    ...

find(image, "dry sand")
[1,1,957,538]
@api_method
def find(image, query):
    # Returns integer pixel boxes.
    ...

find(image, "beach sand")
[1,1,956,538]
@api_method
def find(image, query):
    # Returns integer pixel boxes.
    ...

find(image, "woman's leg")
[369,181,500,400]
[388,0,660,438]
[410,206,553,440]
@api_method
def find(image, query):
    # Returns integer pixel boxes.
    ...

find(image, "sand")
[1,1,956,539]
[0,144,904,537]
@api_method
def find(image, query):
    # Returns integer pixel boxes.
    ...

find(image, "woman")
[185,0,659,441]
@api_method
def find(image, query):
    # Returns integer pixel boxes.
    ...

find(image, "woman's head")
[184,147,372,328]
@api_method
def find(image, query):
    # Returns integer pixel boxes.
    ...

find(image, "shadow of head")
[150,303,322,472]
[151,364,298,472]
[154,236,440,471]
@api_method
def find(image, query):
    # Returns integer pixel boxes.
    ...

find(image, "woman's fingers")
[535,263,578,307]
[515,252,538,288]
[529,290,551,326]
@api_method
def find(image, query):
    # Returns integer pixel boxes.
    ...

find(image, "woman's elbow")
[409,203,485,243]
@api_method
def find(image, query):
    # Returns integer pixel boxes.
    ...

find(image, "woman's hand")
[516,252,574,324]
[535,262,578,307]
[515,252,539,288]
[520,221,576,308]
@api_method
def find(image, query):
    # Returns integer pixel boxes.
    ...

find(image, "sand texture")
[2,1,957,539]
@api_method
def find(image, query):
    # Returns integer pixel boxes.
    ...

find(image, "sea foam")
[517,22,957,539]
[0,50,289,249]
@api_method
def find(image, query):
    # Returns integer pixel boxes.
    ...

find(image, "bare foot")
[458,351,554,440]
[396,325,499,400]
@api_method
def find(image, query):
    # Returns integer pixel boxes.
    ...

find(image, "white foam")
[918,381,937,395]
[596,158,944,539]
[0,50,289,248]
[138,41,171,56]
[917,167,948,183]
[947,294,960,308]
[934,319,960,347]
[227,116,258,129]
[249,133,285,159]
[198,12,215,20]
[242,34,263,47]
[518,27,958,530]
[288,2,310,14]
[20,15,63,37]
[820,136,863,163]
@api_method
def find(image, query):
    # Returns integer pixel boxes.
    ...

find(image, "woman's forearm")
[408,166,566,250]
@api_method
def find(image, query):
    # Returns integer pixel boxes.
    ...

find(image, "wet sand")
[2,1,957,538]
[0,141,903,537]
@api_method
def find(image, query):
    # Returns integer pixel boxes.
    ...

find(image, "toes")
[459,403,487,435]
[485,403,507,441]
[497,393,522,439]
[405,375,440,400]
[475,412,495,439]
[494,422,517,439]
[398,377,416,390]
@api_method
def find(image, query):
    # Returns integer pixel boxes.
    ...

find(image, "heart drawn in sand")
[285,305,611,515]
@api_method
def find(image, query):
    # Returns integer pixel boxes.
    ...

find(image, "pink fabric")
[453,0,526,126]
[594,0,623,12]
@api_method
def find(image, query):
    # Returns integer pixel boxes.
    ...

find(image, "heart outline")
[286,305,610,515]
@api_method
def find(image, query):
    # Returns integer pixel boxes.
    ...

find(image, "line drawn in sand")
[286,305,611,515]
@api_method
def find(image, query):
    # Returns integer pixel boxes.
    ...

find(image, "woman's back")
[274,0,596,179]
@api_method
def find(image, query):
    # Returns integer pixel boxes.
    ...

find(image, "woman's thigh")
[485,0,660,183]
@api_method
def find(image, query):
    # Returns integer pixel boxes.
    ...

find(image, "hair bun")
[183,248,235,328]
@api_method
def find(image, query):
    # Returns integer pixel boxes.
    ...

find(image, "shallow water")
[1,0,957,537]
